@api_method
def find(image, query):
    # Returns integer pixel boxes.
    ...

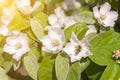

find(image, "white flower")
[40,30,63,54]
[93,2,118,27]
[85,25,96,36]
[63,32,92,62]
[3,31,30,61]
[62,0,81,11]
[0,8,13,36]
[15,0,41,15]
[46,8,77,30]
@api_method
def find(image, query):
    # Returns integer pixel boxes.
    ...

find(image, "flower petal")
[100,2,111,15]
[93,6,100,19]
[3,45,16,54]
[48,14,58,25]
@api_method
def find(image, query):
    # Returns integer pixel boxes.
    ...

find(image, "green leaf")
[0,67,9,80]
[24,52,39,80]
[26,28,39,42]
[90,31,120,66]
[86,62,106,80]
[30,19,44,40]
[38,55,57,80]
[78,12,95,24]
[55,53,70,80]
[80,58,90,72]
[2,54,12,73]
[100,61,120,80]
[64,23,88,43]
[8,12,30,31]
[33,12,48,27]
[66,62,81,80]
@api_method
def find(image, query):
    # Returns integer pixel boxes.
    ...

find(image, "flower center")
[52,40,60,46]
[15,43,22,49]
[100,14,106,20]
[75,45,82,55]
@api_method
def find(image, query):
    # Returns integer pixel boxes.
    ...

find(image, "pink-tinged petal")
[93,6,100,19]
[100,2,111,15]
[103,19,115,27]
[106,11,118,21]
[3,45,16,54]
[85,25,96,36]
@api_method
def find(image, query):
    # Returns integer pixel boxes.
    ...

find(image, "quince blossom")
[46,8,77,30]
[63,32,92,62]
[93,2,118,27]
[40,30,63,54]
[3,31,30,61]
[0,8,13,36]
[15,0,41,15]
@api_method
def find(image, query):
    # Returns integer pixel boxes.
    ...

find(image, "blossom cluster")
[41,8,92,62]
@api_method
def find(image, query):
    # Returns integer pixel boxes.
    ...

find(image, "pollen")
[15,43,22,49]
[100,14,106,20]
[52,40,60,46]
[75,45,82,55]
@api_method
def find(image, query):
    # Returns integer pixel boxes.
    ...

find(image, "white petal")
[106,11,118,21]
[15,0,30,8]
[48,30,62,40]
[70,32,80,44]
[85,25,96,36]
[103,18,115,27]
[63,43,75,55]
[48,14,58,25]
[54,8,65,18]
[40,36,51,47]
[0,25,9,36]
[100,2,111,15]
[1,8,12,25]
[12,51,24,61]
[3,45,16,54]
[93,6,100,19]
[15,0,32,14]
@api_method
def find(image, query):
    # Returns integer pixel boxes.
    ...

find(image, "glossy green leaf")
[8,12,30,31]
[78,12,95,24]
[33,12,48,27]
[90,31,120,66]
[64,23,88,43]
[80,58,90,72]
[86,62,106,80]
[66,62,81,80]
[100,61,120,80]
[55,53,70,80]
[0,67,9,80]
[30,19,44,40]
[38,55,57,80]
[24,52,39,80]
